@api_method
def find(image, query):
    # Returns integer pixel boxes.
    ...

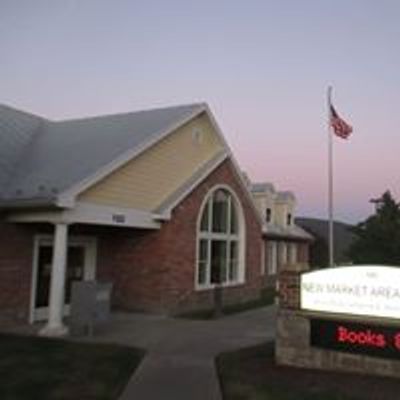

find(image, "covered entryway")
[31,235,97,323]
[7,203,161,336]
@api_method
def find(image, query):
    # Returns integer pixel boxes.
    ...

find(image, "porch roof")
[263,223,314,241]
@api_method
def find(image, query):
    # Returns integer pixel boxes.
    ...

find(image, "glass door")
[32,237,96,322]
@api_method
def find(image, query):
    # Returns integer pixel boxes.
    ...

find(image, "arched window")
[197,187,245,288]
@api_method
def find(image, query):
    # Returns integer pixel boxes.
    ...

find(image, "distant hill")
[295,217,357,267]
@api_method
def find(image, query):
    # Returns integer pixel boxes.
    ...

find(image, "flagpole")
[327,86,334,268]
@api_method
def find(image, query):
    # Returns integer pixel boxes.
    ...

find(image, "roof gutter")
[263,231,315,242]
[0,196,60,210]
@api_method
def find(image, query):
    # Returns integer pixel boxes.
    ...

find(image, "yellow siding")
[78,113,224,210]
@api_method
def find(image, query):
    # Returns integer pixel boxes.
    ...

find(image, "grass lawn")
[0,333,145,400]
[216,341,400,400]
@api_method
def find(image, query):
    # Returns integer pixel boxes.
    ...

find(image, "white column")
[39,223,69,337]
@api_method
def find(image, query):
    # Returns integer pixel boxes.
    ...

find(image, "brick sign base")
[276,309,400,379]
[276,267,400,379]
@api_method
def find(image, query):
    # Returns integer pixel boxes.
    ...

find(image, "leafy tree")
[309,234,329,269]
[348,191,400,265]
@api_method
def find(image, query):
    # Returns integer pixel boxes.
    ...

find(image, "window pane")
[229,241,238,281]
[230,199,238,234]
[290,243,297,265]
[212,190,228,233]
[265,208,272,223]
[197,239,208,285]
[267,242,277,275]
[200,200,210,232]
[210,240,227,284]
[279,243,287,266]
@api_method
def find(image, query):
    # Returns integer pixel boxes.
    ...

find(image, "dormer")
[249,182,276,225]
[275,191,296,228]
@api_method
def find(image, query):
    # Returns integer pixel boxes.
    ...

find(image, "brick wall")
[0,220,34,323]
[97,157,264,314]
[275,241,400,379]
[0,158,264,320]
[278,271,301,309]
[276,308,400,379]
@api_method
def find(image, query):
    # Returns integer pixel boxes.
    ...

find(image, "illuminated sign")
[301,266,400,319]
[311,319,400,360]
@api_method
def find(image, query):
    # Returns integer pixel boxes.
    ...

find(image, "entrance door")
[31,236,96,322]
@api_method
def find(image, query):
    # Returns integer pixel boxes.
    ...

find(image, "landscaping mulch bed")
[0,333,145,400]
[216,342,400,400]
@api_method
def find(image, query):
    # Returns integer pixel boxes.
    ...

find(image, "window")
[279,242,288,267]
[287,213,292,226]
[266,241,278,275]
[197,187,243,288]
[289,243,297,265]
[265,208,272,223]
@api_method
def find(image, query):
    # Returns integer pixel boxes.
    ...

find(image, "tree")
[308,233,329,269]
[348,191,400,265]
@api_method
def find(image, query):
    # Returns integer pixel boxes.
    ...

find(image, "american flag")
[330,104,353,139]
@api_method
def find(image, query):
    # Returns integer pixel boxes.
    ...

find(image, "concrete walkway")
[90,305,276,400]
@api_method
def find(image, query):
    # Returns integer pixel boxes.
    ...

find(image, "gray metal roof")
[0,105,44,194]
[250,182,275,194]
[263,222,314,241]
[276,191,296,202]
[0,103,204,206]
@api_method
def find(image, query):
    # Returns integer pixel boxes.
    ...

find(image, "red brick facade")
[96,158,264,314]
[278,271,301,309]
[0,221,35,323]
[276,243,310,310]
[0,158,265,321]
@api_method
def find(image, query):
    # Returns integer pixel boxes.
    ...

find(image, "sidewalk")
[90,305,277,400]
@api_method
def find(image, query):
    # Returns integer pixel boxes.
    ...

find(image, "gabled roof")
[249,180,311,241]
[0,105,44,194]
[0,103,205,207]
[250,182,275,194]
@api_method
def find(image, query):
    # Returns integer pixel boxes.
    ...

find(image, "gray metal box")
[70,281,113,336]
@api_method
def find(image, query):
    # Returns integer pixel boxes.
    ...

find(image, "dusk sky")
[1,1,399,223]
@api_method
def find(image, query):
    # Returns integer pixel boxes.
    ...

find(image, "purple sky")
[1,1,400,223]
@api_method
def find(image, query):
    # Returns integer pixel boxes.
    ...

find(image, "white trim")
[195,184,246,291]
[279,242,288,268]
[57,104,208,205]
[155,151,229,219]
[8,211,67,224]
[13,104,262,234]
[69,202,160,229]
[289,242,298,265]
[39,223,69,335]
[202,105,264,227]
[155,106,264,222]
[30,234,97,323]
[266,241,278,276]
[55,105,262,229]
[7,202,161,229]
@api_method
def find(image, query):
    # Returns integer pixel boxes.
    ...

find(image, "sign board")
[311,319,400,360]
[301,266,400,319]
[70,281,113,336]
